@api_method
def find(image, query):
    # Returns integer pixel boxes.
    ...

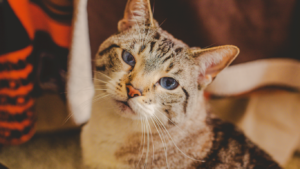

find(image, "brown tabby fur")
[81,0,281,168]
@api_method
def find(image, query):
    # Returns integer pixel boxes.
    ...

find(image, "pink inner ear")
[194,45,239,85]
[198,58,228,84]
[132,11,142,17]
[205,56,232,78]
[118,0,155,32]
[198,74,205,82]
[206,63,222,78]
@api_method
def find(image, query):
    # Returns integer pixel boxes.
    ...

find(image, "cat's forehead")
[102,26,192,72]
[103,25,188,51]
[124,27,186,46]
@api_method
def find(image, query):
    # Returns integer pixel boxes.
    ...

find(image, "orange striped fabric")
[0,0,72,145]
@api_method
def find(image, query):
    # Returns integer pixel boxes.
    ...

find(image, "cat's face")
[95,25,198,126]
[94,0,239,127]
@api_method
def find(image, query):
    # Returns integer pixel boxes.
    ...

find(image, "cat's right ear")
[118,0,155,32]
[191,45,239,88]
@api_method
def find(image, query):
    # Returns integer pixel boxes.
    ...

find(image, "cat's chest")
[81,115,213,169]
[114,128,214,169]
[81,119,136,168]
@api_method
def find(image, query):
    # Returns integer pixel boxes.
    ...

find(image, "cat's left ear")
[118,0,155,32]
[191,45,239,87]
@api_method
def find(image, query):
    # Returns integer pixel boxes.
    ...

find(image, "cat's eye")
[159,77,179,90]
[122,50,136,67]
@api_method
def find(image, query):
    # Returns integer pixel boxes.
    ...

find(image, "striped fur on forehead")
[98,25,188,58]
[96,25,193,82]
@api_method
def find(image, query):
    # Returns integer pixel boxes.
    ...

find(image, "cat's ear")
[191,45,239,87]
[118,0,155,32]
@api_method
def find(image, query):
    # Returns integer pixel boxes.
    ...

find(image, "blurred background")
[0,0,300,168]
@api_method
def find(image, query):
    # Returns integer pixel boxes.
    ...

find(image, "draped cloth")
[0,0,93,145]
[0,0,72,145]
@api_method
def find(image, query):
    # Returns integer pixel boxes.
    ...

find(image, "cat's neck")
[81,92,213,169]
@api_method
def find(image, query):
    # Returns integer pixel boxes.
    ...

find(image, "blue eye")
[122,50,136,66]
[159,77,179,90]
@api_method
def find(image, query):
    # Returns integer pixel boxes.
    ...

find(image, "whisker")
[152,113,201,162]
[92,78,117,90]
[61,113,73,125]
[145,117,150,167]
[138,118,145,165]
[94,84,107,86]
[152,0,156,15]
[94,71,112,80]
[154,108,178,126]
[94,89,107,91]
[68,88,106,95]
[92,94,110,103]
[160,18,167,27]
[147,118,155,166]
[138,117,147,167]
[202,43,217,49]
[92,78,109,84]
[62,84,100,94]
[149,117,169,169]
[135,104,150,167]
[154,107,193,135]
[64,93,110,124]
[61,94,109,125]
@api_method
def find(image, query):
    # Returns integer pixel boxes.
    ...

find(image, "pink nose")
[126,85,141,98]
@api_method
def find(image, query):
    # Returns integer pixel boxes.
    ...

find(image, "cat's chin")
[114,100,139,119]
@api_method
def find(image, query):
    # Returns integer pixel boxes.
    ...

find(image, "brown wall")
[88,0,300,65]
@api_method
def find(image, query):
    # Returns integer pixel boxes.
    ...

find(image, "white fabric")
[206,58,300,95]
[237,92,300,165]
[67,0,94,124]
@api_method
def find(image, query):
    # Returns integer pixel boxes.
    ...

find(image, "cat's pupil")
[159,77,179,90]
[166,79,173,86]
[122,50,136,67]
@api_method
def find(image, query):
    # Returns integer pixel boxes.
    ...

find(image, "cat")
[81,0,281,168]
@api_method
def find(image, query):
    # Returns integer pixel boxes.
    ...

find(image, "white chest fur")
[81,98,213,169]
[81,98,139,169]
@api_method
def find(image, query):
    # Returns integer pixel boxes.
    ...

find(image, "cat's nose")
[126,85,142,98]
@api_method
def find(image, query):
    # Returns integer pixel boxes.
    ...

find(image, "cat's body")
[197,115,279,169]
[81,89,210,169]
[82,103,278,169]
[81,0,281,168]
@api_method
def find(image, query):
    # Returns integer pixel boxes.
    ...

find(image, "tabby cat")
[81,0,281,168]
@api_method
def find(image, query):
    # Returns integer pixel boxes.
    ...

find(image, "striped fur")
[81,0,281,168]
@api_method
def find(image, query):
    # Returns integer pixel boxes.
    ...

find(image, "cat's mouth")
[120,101,130,109]
[116,100,135,114]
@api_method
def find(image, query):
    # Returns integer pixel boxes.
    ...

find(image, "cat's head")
[94,0,239,126]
